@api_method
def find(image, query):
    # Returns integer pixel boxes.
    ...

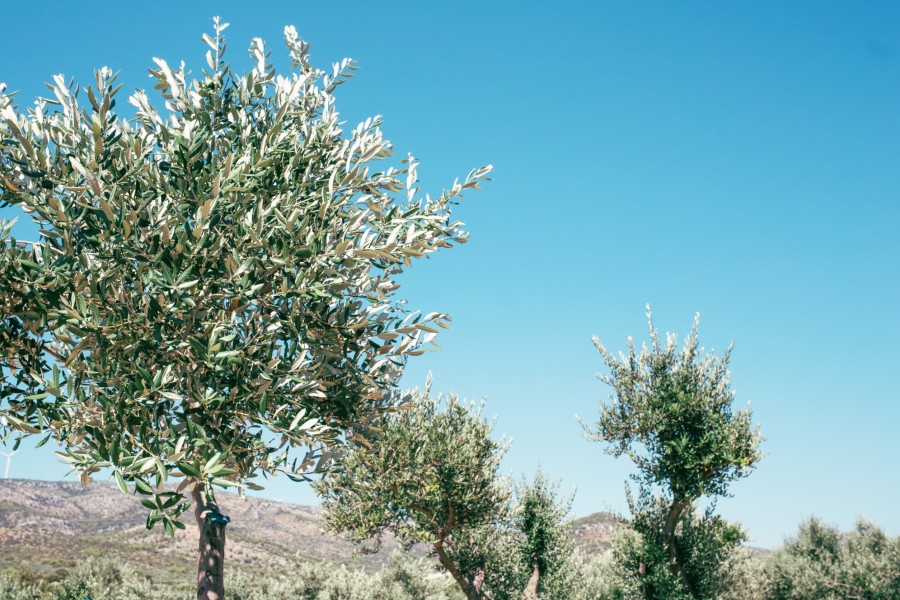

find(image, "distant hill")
[569,511,626,555]
[0,479,400,586]
[0,479,623,585]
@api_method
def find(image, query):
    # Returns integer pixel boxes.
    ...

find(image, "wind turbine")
[0,449,17,479]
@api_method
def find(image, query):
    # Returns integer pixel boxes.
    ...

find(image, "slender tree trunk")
[192,483,230,600]
[638,561,656,600]
[433,538,486,600]
[662,498,693,594]
[470,566,486,599]
[662,500,688,567]
[523,562,540,600]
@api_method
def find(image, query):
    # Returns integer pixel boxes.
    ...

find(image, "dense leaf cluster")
[316,388,508,599]
[0,219,69,439]
[585,308,762,502]
[610,489,746,600]
[765,518,900,599]
[583,307,763,597]
[0,553,460,600]
[0,19,490,532]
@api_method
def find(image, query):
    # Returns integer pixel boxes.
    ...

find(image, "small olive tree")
[582,307,762,598]
[475,471,576,600]
[515,471,575,600]
[0,19,490,599]
[315,387,509,600]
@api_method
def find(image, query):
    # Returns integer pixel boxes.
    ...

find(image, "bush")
[544,548,630,600]
[766,518,900,599]
[716,546,770,600]
[0,571,44,600]
[227,551,457,600]
[0,553,457,600]
[47,558,177,600]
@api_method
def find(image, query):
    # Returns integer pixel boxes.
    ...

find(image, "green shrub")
[0,553,459,600]
[0,571,44,600]
[47,558,179,600]
[226,551,457,600]
[544,548,630,600]
[717,546,770,600]
[766,518,900,599]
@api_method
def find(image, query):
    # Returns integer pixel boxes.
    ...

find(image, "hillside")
[0,479,402,586]
[569,511,626,555]
[0,479,622,585]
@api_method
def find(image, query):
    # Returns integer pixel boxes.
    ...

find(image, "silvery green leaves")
[315,388,509,599]
[0,22,490,532]
[0,218,71,445]
[584,306,762,503]
[583,307,762,593]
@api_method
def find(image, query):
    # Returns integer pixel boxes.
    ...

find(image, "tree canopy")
[0,18,490,598]
[316,387,509,600]
[585,308,762,503]
[583,307,763,598]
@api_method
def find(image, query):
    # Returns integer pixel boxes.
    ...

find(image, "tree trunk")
[662,499,693,594]
[523,562,540,600]
[662,500,688,565]
[470,566,486,600]
[433,538,486,600]
[192,483,230,600]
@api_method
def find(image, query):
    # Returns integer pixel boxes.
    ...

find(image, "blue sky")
[1,1,898,549]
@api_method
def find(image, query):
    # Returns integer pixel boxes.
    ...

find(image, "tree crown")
[583,306,762,502]
[0,19,490,532]
[315,386,509,552]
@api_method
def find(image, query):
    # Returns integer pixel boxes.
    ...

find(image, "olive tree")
[472,471,577,600]
[515,471,575,600]
[315,387,509,600]
[582,307,762,597]
[0,19,490,599]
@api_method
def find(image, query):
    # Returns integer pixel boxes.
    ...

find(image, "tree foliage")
[583,307,763,597]
[0,215,68,441]
[315,387,508,600]
[0,17,490,524]
[513,471,575,599]
[1,18,490,598]
[611,489,747,599]
[0,553,463,600]
[472,471,577,599]
[766,518,900,599]
[585,307,762,502]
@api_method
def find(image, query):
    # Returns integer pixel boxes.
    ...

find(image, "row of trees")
[3,518,898,599]
[313,308,763,600]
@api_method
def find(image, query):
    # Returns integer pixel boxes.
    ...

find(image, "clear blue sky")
[1,1,898,549]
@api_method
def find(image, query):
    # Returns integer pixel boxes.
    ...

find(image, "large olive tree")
[0,19,490,599]
[582,307,763,598]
